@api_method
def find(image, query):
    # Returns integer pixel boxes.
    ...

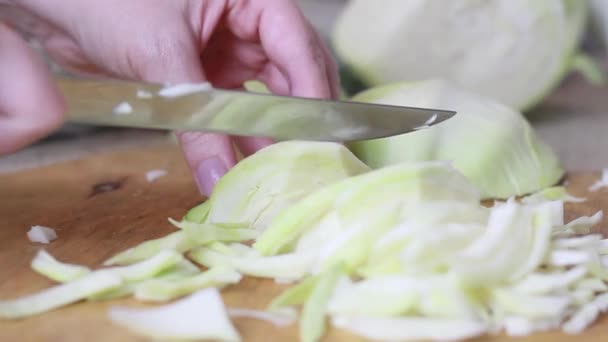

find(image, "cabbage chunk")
[202,141,370,231]
[332,0,588,111]
[347,80,564,199]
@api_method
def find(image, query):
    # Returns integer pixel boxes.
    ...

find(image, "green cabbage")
[332,0,588,111]
[31,250,91,282]
[201,141,370,231]
[346,80,564,199]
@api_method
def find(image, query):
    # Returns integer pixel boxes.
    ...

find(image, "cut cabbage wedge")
[204,141,370,231]
[347,80,564,199]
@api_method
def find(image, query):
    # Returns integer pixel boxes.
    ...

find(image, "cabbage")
[31,250,91,282]
[332,316,488,341]
[299,263,345,342]
[133,266,242,302]
[201,141,370,231]
[0,271,122,319]
[108,288,241,342]
[346,80,564,199]
[332,0,588,111]
[103,231,194,266]
[254,159,481,256]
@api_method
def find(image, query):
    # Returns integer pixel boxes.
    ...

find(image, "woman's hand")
[0,0,339,196]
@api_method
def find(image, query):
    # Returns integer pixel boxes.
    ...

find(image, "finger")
[227,0,332,99]
[107,21,238,198]
[233,136,274,157]
[314,31,341,100]
[176,131,237,197]
[115,18,241,198]
[202,31,264,88]
[258,63,290,96]
[0,23,65,155]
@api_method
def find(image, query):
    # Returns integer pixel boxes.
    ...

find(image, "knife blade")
[55,75,456,142]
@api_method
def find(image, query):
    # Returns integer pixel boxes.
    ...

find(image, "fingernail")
[195,156,228,197]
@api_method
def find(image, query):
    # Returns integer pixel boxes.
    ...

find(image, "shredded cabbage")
[103,231,194,266]
[0,271,122,319]
[168,218,259,245]
[332,316,488,342]
[190,246,317,281]
[254,160,481,256]
[299,263,345,342]
[134,266,241,302]
[31,250,91,283]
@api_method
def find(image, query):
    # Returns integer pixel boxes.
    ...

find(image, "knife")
[55,75,456,142]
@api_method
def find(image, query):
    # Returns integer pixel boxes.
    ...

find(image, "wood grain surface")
[0,145,607,342]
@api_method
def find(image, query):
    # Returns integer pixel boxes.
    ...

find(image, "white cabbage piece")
[27,226,57,244]
[332,315,488,342]
[108,288,241,342]
[332,0,588,111]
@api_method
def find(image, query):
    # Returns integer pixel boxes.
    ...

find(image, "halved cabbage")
[332,0,588,111]
[347,80,564,199]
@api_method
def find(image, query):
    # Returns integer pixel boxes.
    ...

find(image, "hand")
[0,0,340,196]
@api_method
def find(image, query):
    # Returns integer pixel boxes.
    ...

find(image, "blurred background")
[1,0,607,173]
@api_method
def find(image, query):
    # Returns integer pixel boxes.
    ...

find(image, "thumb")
[0,23,65,155]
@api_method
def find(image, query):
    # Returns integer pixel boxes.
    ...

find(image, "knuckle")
[124,28,194,82]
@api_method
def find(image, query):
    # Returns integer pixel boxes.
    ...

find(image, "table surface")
[1,145,607,342]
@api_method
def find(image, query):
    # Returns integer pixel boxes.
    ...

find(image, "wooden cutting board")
[0,145,607,342]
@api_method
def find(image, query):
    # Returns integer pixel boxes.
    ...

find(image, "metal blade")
[56,76,456,142]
